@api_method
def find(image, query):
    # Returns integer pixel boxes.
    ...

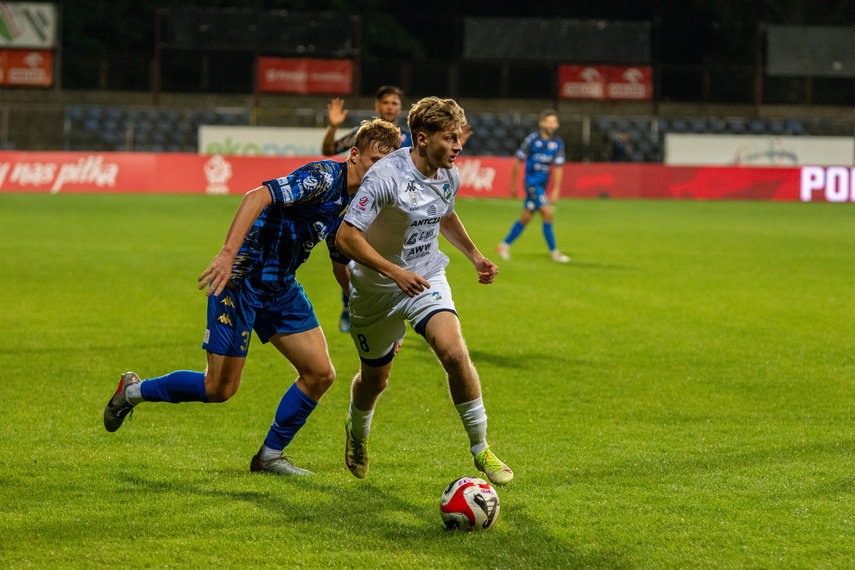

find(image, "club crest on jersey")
[443,184,451,200]
[407,181,419,209]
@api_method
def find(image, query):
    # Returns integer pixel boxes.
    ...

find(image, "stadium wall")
[0,151,850,203]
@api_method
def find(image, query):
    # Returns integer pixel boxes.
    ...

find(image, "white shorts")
[348,270,457,365]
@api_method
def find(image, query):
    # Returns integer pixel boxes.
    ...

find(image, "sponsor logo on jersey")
[406,233,418,245]
[410,216,442,227]
[428,205,437,216]
[406,242,432,261]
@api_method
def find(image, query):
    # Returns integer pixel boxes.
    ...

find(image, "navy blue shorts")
[202,283,319,357]
[524,185,549,211]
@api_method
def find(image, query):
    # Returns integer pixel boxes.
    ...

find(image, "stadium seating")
[63,103,822,162]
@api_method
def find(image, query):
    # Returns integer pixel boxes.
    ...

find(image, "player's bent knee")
[305,365,336,391]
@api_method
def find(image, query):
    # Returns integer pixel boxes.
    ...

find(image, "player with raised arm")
[335,96,514,486]
[497,109,570,263]
[103,119,401,475]
[322,86,413,335]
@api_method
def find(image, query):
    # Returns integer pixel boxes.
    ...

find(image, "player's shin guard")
[454,397,489,456]
[262,382,317,451]
[139,370,208,403]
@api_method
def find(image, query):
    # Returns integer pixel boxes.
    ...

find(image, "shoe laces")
[477,446,504,471]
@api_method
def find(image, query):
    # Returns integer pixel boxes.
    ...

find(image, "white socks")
[454,397,489,456]
[125,382,144,405]
[259,444,282,461]
[348,402,374,441]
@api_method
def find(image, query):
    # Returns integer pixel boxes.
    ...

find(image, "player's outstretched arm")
[322,98,348,156]
[336,221,430,297]
[439,213,498,285]
[198,186,272,297]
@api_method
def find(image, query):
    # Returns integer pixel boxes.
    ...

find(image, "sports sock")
[258,444,282,461]
[348,402,374,441]
[125,382,144,404]
[139,370,208,403]
[454,397,489,456]
[543,222,557,251]
[262,382,317,451]
[503,220,525,245]
[342,291,349,308]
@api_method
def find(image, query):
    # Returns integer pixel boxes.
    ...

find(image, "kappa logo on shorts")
[220,296,235,307]
[217,314,233,326]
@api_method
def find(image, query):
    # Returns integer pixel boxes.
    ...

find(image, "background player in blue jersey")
[497,109,570,263]
[103,119,401,476]
[323,85,412,157]
[322,86,412,335]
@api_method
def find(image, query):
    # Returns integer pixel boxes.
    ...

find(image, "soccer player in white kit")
[336,96,514,486]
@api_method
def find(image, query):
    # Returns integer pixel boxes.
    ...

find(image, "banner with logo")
[0,48,51,85]
[0,151,850,203]
[257,57,352,94]
[665,134,854,167]
[198,126,328,156]
[0,2,57,48]
[559,65,652,100]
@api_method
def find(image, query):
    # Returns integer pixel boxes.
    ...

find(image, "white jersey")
[344,147,459,291]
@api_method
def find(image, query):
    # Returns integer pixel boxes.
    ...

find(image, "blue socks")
[139,370,209,403]
[543,222,557,251]
[504,220,558,250]
[503,220,525,245]
[262,382,317,452]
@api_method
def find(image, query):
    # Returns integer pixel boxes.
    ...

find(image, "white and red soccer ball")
[439,476,500,531]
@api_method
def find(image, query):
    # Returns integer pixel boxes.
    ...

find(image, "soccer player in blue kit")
[497,109,570,263]
[322,86,413,335]
[103,119,401,475]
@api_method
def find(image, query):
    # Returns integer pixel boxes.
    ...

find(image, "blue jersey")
[231,160,352,293]
[333,124,411,155]
[515,132,565,188]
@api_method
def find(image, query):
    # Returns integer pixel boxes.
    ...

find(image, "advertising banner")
[198,126,328,156]
[0,2,57,48]
[559,65,652,100]
[665,134,854,167]
[257,57,352,94]
[0,152,850,203]
[0,48,51,85]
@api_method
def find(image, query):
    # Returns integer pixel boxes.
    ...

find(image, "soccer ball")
[439,476,500,531]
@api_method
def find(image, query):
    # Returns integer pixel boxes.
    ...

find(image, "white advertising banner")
[0,2,57,48]
[199,126,347,156]
[665,134,854,167]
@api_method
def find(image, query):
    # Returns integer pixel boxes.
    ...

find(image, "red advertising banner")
[0,151,849,203]
[558,65,652,100]
[257,57,352,94]
[558,65,606,100]
[606,66,652,100]
[0,48,52,86]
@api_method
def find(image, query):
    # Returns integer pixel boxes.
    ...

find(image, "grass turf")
[0,193,852,568]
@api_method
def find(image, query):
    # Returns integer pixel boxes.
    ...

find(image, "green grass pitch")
[1,193,852,568]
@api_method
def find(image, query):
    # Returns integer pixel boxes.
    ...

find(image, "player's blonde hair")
[407,96,467,140]
[352,118,402,154]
